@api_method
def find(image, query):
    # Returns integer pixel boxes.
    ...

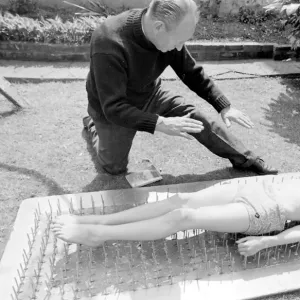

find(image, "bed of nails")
[10,177,300,300]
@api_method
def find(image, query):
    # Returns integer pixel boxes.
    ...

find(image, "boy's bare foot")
[51,223,104,247]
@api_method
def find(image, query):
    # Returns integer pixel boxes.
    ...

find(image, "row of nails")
[11,205,43,300]
[31,225,52,299]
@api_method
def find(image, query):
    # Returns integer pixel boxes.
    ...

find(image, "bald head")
[148,0,199,31]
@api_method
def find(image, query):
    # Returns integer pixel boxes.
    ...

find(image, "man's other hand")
[220,106,254,129]
[155,114,204,140]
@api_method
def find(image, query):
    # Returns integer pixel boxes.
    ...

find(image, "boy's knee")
[167,208,194,225]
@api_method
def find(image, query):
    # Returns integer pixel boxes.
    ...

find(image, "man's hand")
[236,236,269,256]
[220,106,254,129]
[155,114,204,140]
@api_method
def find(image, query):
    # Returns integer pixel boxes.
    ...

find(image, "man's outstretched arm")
[169,46,254,128]
[169,45,231,113]
[93,53,203,137]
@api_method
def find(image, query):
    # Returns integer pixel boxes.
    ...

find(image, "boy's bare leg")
[51,202,249,247]
[54,183,239,226]
[54,194,184,226]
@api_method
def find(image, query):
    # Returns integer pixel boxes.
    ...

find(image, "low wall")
[1,41,295,62]
[0,0,274,16]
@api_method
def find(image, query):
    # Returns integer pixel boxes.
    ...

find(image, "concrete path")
[1,59,300,82]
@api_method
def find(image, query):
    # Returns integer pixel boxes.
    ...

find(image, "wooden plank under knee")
[0,76,29,108]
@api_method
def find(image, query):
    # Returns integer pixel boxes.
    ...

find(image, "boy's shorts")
[233,180,287,235]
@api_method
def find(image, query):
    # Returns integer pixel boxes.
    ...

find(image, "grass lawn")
[1,77,300,299]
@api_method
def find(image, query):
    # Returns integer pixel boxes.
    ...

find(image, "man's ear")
[153,20,166,34]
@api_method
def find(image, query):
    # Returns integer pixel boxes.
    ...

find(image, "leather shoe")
[83,116,93,130]
[233,157,278,175]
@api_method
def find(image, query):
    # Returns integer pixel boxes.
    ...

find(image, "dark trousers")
[86,86,256,175]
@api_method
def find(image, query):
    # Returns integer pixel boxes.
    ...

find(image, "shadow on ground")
[263,78,300,147]
[0,94,19,118]
[0,163,69,196]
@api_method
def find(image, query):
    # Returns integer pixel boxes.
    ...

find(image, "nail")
[22,254,27,267]
[80,197,83,215]
[244,256,247,269]
[17,269,23,281]
[20,263,25,277]
[34,211,39,225]
[29,277,36,293]
[193,245,196,260]
[34,269,39,279]
[12,286,18,299]
[221,259,224,274]
[14,277,19,292]
[41,238,46,252]
[196,261,201,279]
[40,247,44,259]
[101,195,105,215]
[176,239,180,251]
[69,199,74,214]
[37,261,42,273]
[91,195,95,214]
[257,251,261,267]
[57,199,62,215]
[179,245,185,277]
[48,199,53,215]
[31,227,36,240]
[27,233,32,248]
[23,249,29,263]
[76,261,80,283]
[231,257,235,272]
[37,202,41,215]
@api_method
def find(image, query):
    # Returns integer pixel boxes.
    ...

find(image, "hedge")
[0,11,105,44]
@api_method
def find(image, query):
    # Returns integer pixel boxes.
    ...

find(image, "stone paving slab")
[2,60,300,82]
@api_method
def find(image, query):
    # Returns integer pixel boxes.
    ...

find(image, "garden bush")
[238,6,277,25]
[0,11,105,44]
[8,0,38,15]
[264,0,300,48]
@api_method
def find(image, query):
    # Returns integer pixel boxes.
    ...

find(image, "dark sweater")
[86,8,231,134]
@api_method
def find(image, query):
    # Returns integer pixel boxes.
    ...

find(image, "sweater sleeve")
[91,53,158,133]
[169,45,231,113]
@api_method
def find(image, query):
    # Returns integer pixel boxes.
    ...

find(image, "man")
[84,0,278,176]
